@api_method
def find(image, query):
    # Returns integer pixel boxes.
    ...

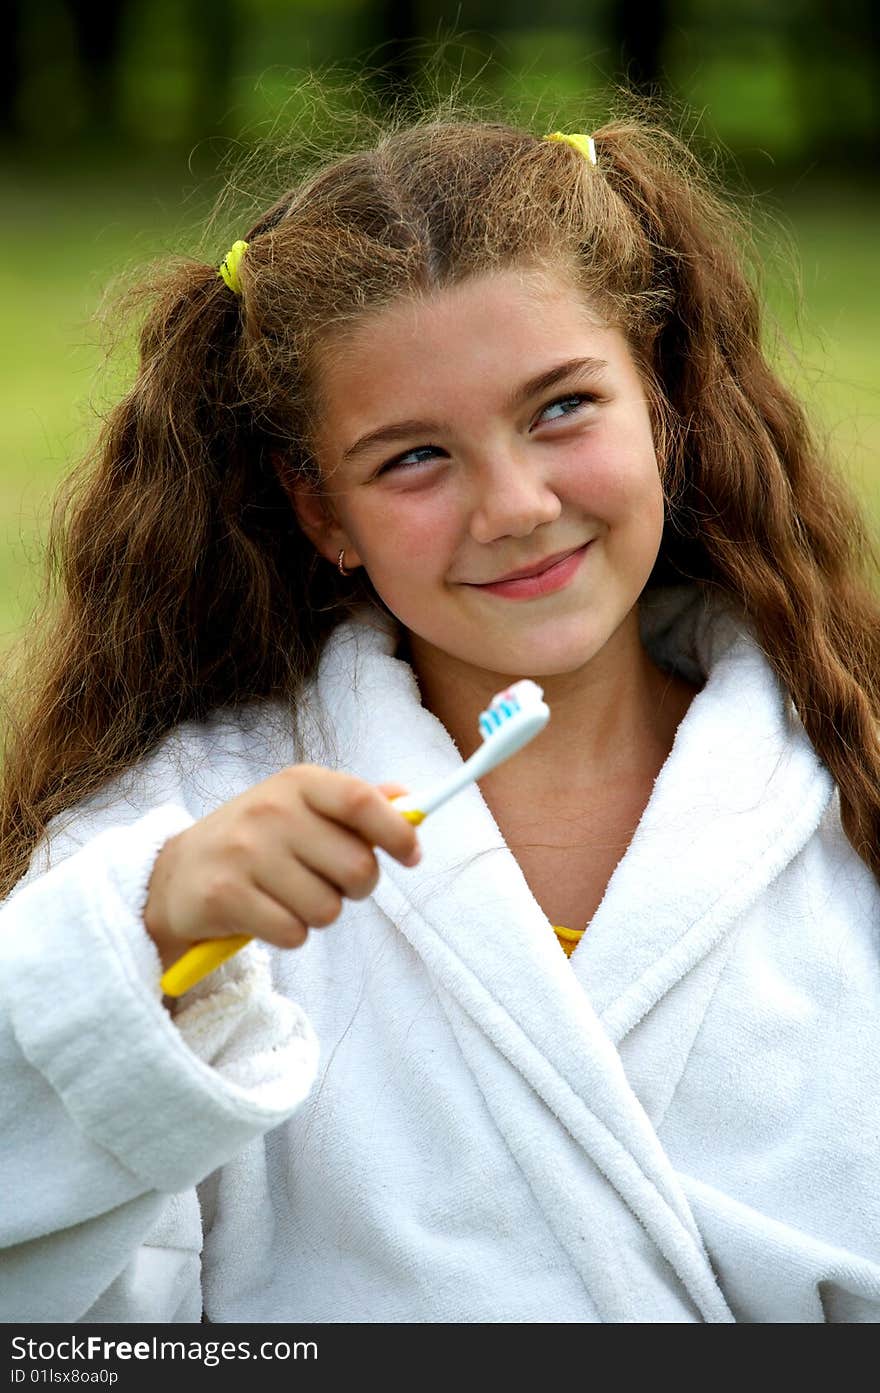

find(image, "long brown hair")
[2,85,878,898]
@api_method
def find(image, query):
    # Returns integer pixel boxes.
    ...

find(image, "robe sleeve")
[0,804,320,1322]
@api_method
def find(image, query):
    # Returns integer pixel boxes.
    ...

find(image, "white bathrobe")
[1,584,878,1323]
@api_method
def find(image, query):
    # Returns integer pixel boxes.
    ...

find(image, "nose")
[467,449,562,544]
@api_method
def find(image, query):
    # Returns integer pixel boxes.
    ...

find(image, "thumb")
[376,781,410,800]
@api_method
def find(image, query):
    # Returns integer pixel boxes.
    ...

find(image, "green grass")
[1,159,878,654]
[0,158,218,650]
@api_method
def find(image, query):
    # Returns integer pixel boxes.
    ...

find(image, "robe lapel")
[569,608,834,1040]
[369,794,734,1320]
[303,599,756,1320]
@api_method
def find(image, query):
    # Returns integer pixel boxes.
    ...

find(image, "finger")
[262,821,381,901]
[376,781,410,798]
[248,889,311,948]
[251,856,344,932]
[194,870,310,950]
[302,771,421,866]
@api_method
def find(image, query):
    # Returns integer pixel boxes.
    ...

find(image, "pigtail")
[594,119,880,874]
[0,242,339,897]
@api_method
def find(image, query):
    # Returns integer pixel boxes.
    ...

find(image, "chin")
[469,635,604,680]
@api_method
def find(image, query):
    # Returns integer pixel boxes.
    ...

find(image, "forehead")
[310,264,621,408]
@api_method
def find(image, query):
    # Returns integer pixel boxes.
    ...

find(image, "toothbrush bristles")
[478,681,542,740]
[479,704,517,738]
[389,678,549,820]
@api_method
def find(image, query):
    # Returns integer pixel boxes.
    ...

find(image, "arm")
[0,804,319,1322]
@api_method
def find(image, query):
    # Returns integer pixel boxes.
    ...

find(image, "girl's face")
[293,265,666,690]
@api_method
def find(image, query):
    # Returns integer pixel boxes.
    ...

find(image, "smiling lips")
[474,543,587,585]
[466,542,593,599]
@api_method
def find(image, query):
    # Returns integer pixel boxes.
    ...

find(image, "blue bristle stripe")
[479,696,526,737]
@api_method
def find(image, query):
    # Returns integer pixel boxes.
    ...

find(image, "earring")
[337,547,350,576]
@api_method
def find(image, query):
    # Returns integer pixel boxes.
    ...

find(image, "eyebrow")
[340,355,609,463]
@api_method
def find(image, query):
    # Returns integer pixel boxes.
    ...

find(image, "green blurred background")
[2,0,878,656]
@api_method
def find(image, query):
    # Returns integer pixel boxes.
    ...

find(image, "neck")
[403,610,699,802]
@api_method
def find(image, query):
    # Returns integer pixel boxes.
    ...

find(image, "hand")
[143,766,421,970]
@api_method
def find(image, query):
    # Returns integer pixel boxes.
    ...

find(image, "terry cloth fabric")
[0,583,878,1322]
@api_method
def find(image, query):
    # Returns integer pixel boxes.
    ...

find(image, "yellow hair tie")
[544,131,598,166]
[218,239,249,295]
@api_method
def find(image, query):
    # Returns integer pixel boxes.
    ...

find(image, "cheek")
[570,427,661,518]
[356,492,459,576]
[572,419,664,564]
[584,409,660,498]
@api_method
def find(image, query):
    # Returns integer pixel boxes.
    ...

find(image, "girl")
[1,100,879,1324]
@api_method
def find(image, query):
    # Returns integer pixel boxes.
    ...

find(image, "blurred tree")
[2,0,236,150]
[0,0,23,139]
[188,0,236,138]
[66,0,129,142]
[785,0,879,165]
[0,0,875,166]
[609,0,670,95]
[363,0,421,114]
[362,0,511,114]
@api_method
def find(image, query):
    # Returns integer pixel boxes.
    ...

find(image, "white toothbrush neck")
[417,741,497,815]
[394,714,540,819]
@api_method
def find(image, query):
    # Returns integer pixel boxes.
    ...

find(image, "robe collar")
[301,583,832,1039]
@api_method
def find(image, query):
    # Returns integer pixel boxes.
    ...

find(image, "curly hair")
[1,81,878,899]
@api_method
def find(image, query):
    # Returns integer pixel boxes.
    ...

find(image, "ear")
[286,472,360,569]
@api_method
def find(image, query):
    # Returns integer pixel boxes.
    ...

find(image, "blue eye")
[375,392,596,476]
[537,393,595,422]
[377,445,441,475]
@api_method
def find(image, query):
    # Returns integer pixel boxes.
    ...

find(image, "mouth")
[466,541,593,600]
[470,543,589,587]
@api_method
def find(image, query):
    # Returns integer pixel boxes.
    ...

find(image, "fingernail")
[404,845,422,867]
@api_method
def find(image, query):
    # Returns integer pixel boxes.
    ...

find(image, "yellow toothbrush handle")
[159,802,426,997]
[160,935,252,997]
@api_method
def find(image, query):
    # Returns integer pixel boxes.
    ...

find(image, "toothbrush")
[385,679,550,822]
[160,679,550,997]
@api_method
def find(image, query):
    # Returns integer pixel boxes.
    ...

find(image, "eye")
[375,445,443,477]
[534,392,597,425]
[374,392,597,477]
